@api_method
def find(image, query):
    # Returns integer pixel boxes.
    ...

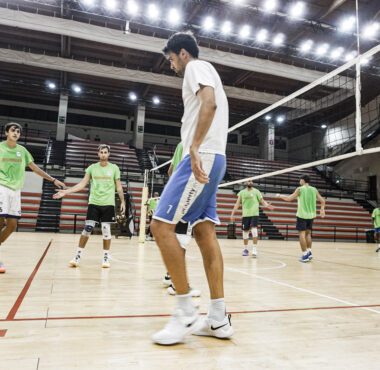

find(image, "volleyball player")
[230,180,274,257]
[372,205,380,252]
[54,144,125,268]
[150,32,233,345]
[276,174,325,262]
[0,122,66,273]
[146,192,159,241]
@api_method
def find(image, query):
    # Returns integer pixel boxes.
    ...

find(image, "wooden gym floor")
[1,232,380,369]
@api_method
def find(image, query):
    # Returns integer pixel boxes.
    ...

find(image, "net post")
[355,0,363,154]
[138,169,149,244]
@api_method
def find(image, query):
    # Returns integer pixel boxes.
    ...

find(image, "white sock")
[209,298,226,322]
[103,250,109,257]
[253,244,257,251]
[303,251,308,256]
[176,292,195,315]
[307,248,312,253]
[76,247,84,258]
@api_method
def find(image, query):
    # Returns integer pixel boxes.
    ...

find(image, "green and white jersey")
[238,188,262,217]
[85,162,120,206]
[0,141,34,190]
[296,185,318,219]
[171,142,183,173]
[372,208,380,228]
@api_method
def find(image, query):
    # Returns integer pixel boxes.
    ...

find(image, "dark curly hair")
[162,32,199,58]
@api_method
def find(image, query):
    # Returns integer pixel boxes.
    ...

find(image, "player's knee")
[251,228,258,238]
[101,223,111,240]
[243,230,249,239]
[82,221,95,237]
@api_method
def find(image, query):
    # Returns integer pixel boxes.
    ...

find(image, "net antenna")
[138,160,172,243]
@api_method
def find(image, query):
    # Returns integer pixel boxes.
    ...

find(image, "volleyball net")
[138,43,380,241]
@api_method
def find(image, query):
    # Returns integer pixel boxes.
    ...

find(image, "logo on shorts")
[16,152,21,157]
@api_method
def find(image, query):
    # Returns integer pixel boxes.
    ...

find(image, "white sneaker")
[162,273,172,287]
[102,255,110,268]
[167,284,201,297]
[70,255,80,267]
[252,250,257,258]
[192,314,234,339]
[152,308,200,345]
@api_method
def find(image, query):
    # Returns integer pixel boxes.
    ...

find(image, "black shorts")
[242,216,259,230]
[175,221,189,235]
[86,204,115,224]
[296,217,314,231]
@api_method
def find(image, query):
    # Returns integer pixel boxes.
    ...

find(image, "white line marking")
[225,266,380,315]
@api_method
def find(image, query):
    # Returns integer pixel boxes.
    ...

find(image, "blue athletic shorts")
[375,227,380,233]
[153,153,226,227]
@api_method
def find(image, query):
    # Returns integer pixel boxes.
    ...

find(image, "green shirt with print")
[85,162,120,206]
[171,142,183,173]
[238,188,262,217]
[0,141,34,191]
[297,185,318,219]
[372,208,380,228]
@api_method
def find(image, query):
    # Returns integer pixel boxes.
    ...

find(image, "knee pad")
[82,220,96,237]
[251,228,258,238]
[243,231,249,239]
[176,233,191,250]
[101,222,112,240]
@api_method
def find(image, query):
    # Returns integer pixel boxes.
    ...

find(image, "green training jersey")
[147,197,159,212]
[238,188,262,217]
[296,185,318,219]
[0,141,34,191]
[85,162,120,206]
[372,208,380,228]
[171,142,183,173]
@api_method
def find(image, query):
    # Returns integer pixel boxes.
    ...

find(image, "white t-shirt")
[181,60,229,157]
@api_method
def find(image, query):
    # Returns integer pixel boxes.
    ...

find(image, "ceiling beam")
[319,0,348,20]
[0,7,353,89]
[0,47,310,108]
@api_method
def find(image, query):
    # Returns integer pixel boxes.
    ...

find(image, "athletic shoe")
[102,255,110,268]
[70,255,80,267]
[299,254,310,263]
[167,284,201,297]
[163,273,172,287]
[0,262,5,273]
[252,250,257,258]
[376,247,380,253]
[307,251,313,260]
[192,314,234,339]
[152,307,200,345]
[242,249,249,256]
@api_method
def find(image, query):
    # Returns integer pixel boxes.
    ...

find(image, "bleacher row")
[131,186,372,241]
[66,140,141,173]
[18,183,372,241]
[152,146,333,192]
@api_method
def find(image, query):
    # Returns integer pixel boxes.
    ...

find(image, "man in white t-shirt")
[150,32,233,345]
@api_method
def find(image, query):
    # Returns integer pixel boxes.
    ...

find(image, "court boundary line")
[261,249,380,271]
[5,239,52,320]
[1,304,380,322]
